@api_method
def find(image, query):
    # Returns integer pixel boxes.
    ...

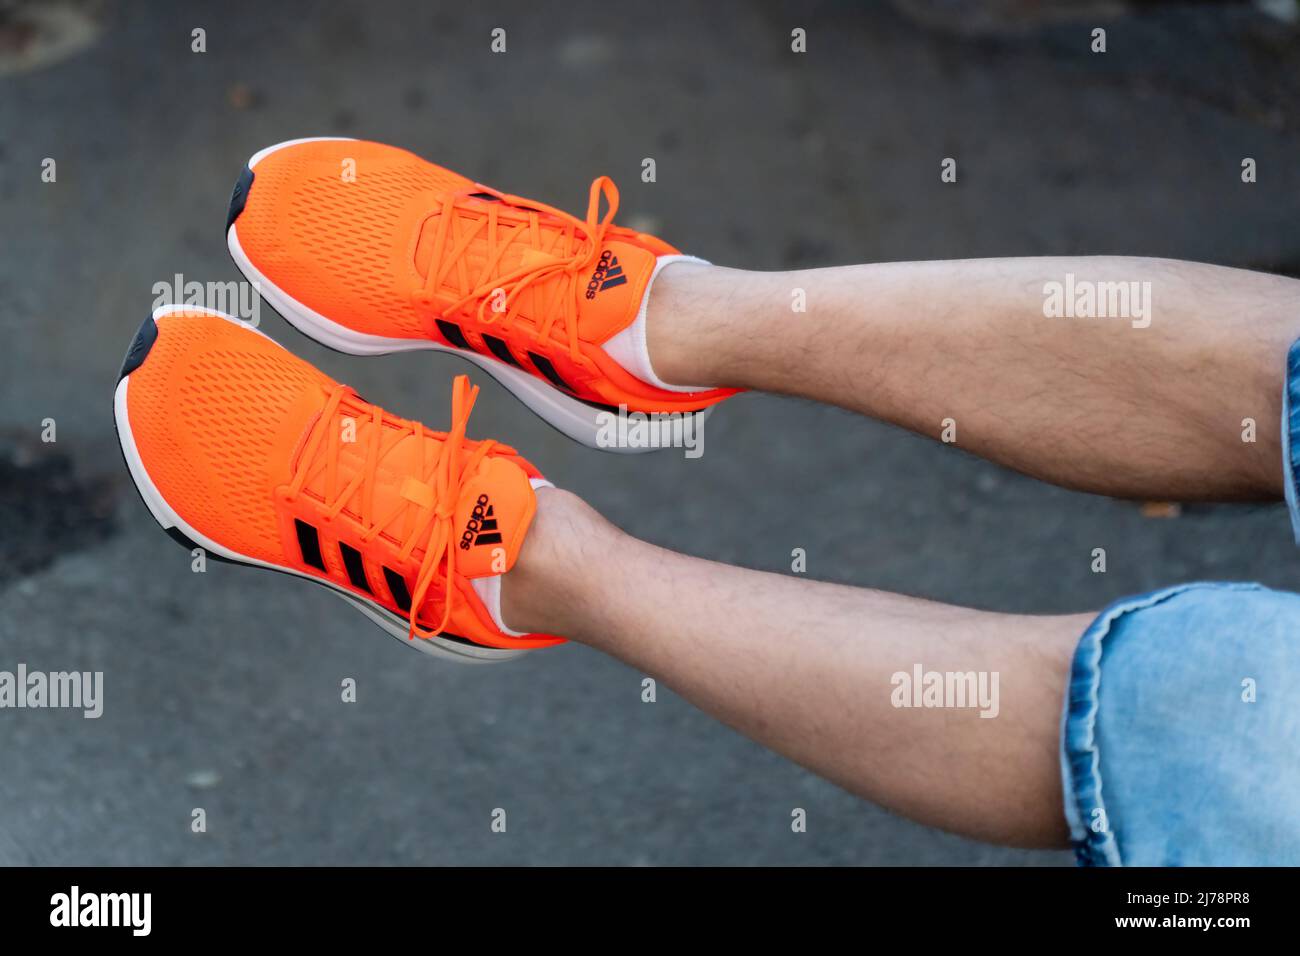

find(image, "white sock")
[470,477,551,637]
[603,255,714,393]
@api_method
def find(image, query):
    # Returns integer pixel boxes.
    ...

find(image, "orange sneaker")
[114,304,562,663]
[226,138,739,449]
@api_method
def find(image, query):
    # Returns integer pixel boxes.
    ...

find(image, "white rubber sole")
[114,304,526,665]
[228,138,713,451]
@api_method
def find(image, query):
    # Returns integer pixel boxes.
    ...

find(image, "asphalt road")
[2,0,1298,865]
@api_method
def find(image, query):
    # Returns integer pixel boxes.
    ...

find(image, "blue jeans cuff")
[1059,584,1200,866]
[1282,338,1300,542]
[1060,581,1300,866]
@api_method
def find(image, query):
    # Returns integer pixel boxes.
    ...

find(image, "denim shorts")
[1060,340,1300,866]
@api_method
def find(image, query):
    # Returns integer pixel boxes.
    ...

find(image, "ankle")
[644,260,730,388]
[499,487,613,637]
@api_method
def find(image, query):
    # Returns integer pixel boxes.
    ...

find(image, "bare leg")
[649,258,1300,500]
[502,489,1092,849]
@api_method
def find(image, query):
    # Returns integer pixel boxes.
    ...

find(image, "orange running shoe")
[226,138,739,449]
[114,304,562,663]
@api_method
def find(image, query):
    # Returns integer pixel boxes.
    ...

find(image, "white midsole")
[230,138,713,450]
[248,135,356,169]
[115,305,525,665]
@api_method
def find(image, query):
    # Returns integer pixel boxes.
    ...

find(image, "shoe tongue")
[413,200,654,345]
[290,406,536,579]
[414,197,536,284]
[450,456,537,579]
[290,403,431,507]
[573,239,655,343]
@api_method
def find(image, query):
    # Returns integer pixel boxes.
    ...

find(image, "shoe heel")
[117,313,158,382]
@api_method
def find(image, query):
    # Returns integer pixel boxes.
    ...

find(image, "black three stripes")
[295,519,412,611]
[434,319,574,391]
[295,519,326,571]
[526,351,571,392]
[481,333,522,367]
[434,319,474,351]
[383,567,412,612]
[339,542,371,593]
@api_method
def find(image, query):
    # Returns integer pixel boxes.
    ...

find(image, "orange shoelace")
[285,375,496,641]
[422,176,620,365]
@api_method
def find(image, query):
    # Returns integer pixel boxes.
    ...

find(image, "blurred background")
[1,0,1298,865]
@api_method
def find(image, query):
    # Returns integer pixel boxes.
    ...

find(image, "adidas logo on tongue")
[585,249,627,299]
[459,493,503,550]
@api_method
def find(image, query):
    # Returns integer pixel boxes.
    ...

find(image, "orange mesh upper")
[126,310,333,563]
[235,140,472,339]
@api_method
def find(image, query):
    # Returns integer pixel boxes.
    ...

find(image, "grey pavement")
[1,0,1298,865]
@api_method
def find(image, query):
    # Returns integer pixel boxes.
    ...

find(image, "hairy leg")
[502,489,1091,849]
[649,257,1300,500]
